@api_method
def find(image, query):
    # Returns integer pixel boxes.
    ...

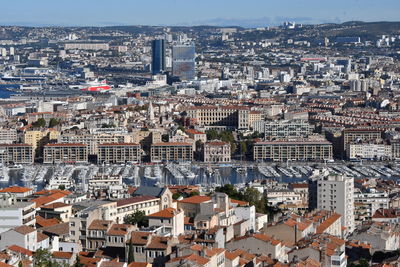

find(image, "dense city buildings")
[0,16,398,266]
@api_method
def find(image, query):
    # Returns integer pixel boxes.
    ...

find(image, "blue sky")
[1,0,399,27]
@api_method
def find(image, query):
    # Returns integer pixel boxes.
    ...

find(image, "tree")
[172,192,183,200]
[49,118,60,128]
[32,118,46,128]
[124,210,148,228]
[58,185,65,190]
[74,257,84,267]
[189,191,200,197]
[127,240,135,263]
[33,248,63,267]
[206,129,219,141]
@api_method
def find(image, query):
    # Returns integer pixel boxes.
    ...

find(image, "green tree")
[189,191,200,197]
[172,192,183,200]
[58,185,66,190]
[124,210,148,228]
[49,118,60,128]
[206,129,219,140]
[32,118,46,128]
[33,248,62,267]
[127,240,135,263]
[74,257,84,267]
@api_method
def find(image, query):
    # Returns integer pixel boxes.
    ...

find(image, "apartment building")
[43,143,88,164]
[186,105,251,130]
[316,174,355,233]
[254,119,311,139]
[98,143,141,164]
[342,128,382,153]
[0,129,18,144]
[0,193,36,234]
[59,133,132,155]
[0,144,34,164]
[150,142,193,162]
[203,141,231,163]
[69,200,117,249]
[346,142,392,160]
[253,139,332,161]
[115,195,160,223]
[24,129,59,149]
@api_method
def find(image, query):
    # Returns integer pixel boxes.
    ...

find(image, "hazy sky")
[1,0,399,27]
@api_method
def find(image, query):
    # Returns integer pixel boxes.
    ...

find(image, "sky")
[1,0,399,27]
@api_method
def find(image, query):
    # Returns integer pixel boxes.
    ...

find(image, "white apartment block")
[0,193,36,233]
[346,142,392,160]
[317,174,355,233]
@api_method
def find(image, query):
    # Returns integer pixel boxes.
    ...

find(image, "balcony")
[23,208,35,216]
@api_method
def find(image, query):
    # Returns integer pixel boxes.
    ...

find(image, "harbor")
[2,162,400,193]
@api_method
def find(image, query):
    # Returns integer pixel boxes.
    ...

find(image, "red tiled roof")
[179,195,211,204]
[0,186,32,193]
[7,245,33,256]
[52,251,73,259]
[148,208,178,218]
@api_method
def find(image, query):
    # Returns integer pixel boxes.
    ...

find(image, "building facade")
[43,143,88,164]
[203,141,231,163]
[98,143,141,164]
[150,142,193,162]
[253,139,332,161]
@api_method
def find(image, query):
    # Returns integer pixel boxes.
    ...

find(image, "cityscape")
[0,1,399,267]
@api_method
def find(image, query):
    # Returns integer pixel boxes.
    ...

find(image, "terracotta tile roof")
[41,202,71,209]
[107,224,132,236]
[36,215,60,228]
[316,213,341,234]
[0,186,32,193]
[7,245,33,257]
[116,195,157,207]
[34,189,71,196]
[78,256,101,267]
[31,194,65,208]
[205,247,225,257]
[13,225,36,235]
[168,254,210,265]
[253,233,281,246]
[148,207,178,218]
[0,262,13,267]
[88,220,112,230]
[225,251,239,261]
[185,129,205,135]
[146,236,169,250]
[0,252,10,261]
[290,183,309,189]
[40,222,69,236]
[127,263,149,267]
[372,208,400,219]
[230,198,249,206]
[178,195,211,204]
[129,232,151,245]
[52,251,73,259]
[37,232,49,242]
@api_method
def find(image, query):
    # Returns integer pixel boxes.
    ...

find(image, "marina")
[1,162,400,192]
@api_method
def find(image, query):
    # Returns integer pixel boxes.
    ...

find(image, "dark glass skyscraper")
[172,43,195,81]
[151,39,165,75]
